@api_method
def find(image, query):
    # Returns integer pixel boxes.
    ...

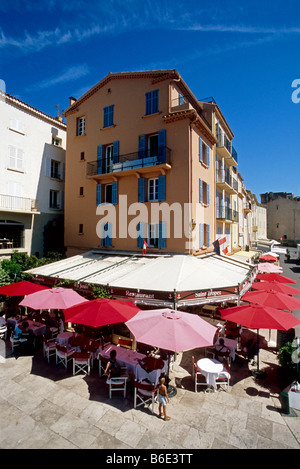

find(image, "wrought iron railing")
[87,147,171,176]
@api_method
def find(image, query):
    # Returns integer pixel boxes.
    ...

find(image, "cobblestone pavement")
[0,252,299,450]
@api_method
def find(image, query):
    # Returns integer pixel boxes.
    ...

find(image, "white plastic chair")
[106,369,129,398]
[43,337,57,363]
[56,344,76,369]
[10,331,20,353]
[134,379,157,413]
[192,356,209,392]
[215,362,231,391]
[73,352,91,376]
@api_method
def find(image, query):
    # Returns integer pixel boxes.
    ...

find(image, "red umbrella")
[256,273,296,284]
[63,298,140,328]
[259,254,277,262]
[220,303,300,375]
[251,281,300,296]
[19,287,88,310]
[242,289,300,311]
[0,280,50,296]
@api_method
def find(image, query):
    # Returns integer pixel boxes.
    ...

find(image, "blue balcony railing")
[87,147,171,177]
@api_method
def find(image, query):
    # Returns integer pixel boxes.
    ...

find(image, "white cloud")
[27,65,90,91]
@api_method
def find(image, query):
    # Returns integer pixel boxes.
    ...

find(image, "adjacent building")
[261,192,300,244]
[0,91,66,257]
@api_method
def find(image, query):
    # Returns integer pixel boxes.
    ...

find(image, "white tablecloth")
[197,358,224,390]
[135,361,168,386]
[98,344,146,375]
[215,338,237,361]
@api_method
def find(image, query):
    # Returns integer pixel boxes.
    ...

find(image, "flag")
[142,240,148,256]
[212,239,220,255]
[218,236,228,255]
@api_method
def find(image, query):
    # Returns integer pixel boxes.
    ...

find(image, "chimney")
[69,96,77,106]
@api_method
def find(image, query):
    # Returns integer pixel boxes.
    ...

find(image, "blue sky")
[1,0,299,199]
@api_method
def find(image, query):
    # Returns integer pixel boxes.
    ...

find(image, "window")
[199,179,210,205]
[80,152,85,161]
[49,190,60,209]
[8,146,24,171]
[79,224,84,234]
[79,187,84,196]
[105,184,112,204]
[199,138,210,167]
[52,136,62,147]
[105,144,113,174]
[96,182,118,205]
[103,105,114,128]
[148,178,159,202]
[148,134,158,157]
[51,160,60,179]
[77,117,85,136]
[101,222,112,247]
[199,223,210,249]
[138,129,166,163]
[145,89,159,115]
[148,224,158,248]
[9,118,24,134]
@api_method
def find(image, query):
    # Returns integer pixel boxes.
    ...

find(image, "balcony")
[216,206,239,222]
[216,170,237,194]
[0,194,39,213]
[216,133,238,166]
[244,202,252,213]
[87,147,172,179]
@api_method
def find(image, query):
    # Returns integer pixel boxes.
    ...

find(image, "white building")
[0,90,66,257]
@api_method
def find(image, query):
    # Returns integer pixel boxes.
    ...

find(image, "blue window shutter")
[158,129,166,163]
[206,145,210,167]
[207,224,210,246]
[138,134,146,158]
[158,175,166,201]
[199,138,203,162]
[103,106,109,127]
[158,222,166,249]
[137,222,144,248]
[145,92,151,115]
[113,141,119,164]
[207,183,210,206]
[97,145,103,174]
[107,222,112,246]
[199,179,203,203]
[96,183,102,205]
[215,154,219,182]
[112,181,118,205]
[199,223,204,248]
[152,89,159,113]
[138,178,145,202]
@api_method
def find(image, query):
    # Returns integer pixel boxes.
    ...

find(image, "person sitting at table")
[214,338,230,362]
[13,322,23,339]
[18,321,34,354]
[104,349,120,377]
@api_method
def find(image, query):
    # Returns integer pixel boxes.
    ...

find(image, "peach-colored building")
[63,70,238,257]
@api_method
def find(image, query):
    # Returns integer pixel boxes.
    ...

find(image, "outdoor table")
[197,358,224,391]
[135,360,168,386]
[25,320,46,336]
[98,344,146,375]
[56,331,73,346]
[215,337,237,361]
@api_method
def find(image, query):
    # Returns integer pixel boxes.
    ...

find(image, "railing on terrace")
[0,194,39,212]
[216,206,239,222]
[87,147,172,176]
[216,132,238,163]
[216,169,234,188]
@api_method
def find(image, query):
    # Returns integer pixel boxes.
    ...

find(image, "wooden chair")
[134,379,157,413]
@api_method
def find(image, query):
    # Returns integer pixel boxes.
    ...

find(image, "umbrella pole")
[167,352,177,398]
[251,329,266,379]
